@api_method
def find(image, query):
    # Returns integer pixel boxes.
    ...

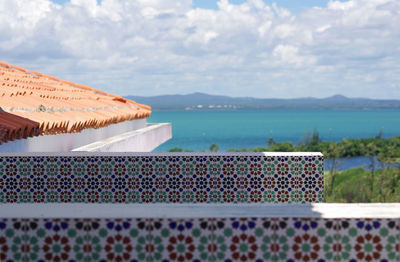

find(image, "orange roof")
[0,61,151,144]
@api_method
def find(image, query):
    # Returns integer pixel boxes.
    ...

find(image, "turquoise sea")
[149,109,400,151]
[148,109,400,169]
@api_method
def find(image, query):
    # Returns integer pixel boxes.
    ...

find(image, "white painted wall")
[0,152,323,157]
[1,203,399,218]
[73,123,172,152]
[0,119,147,152]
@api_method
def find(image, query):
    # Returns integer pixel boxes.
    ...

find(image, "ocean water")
[149,109,400,152]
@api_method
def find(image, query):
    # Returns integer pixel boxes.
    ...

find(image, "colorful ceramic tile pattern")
[0,154,324,203]
[1,217,399,261]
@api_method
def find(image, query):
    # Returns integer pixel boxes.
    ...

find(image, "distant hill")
[126,92,400,110]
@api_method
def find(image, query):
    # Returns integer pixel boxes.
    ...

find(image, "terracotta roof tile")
[0,61,151,144]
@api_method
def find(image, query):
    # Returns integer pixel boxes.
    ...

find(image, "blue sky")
[0,0,399,99]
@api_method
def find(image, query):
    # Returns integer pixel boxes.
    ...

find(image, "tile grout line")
[23,218,29,262]
[273,217,277,262]
[86,219,91,262]
[210,217,216,262]
[335,218,339,262]
[398,217,400,262]
[147,218,153,262]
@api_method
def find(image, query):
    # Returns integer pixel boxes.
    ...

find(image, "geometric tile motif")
[24,218,86,262]
[1,217,399,262]
[336,218,400,262]
[95,218,149,261]
[274,218,338,262]
[0,154,324,203]
[212,217,275,261]
[0,219,26,262]
[148,218,213,261]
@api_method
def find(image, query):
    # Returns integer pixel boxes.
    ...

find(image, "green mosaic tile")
[274,218,338,262]
[336,218,400,262]
[148,218,214,261]
[96,218,149,261]
[0,154,324,204]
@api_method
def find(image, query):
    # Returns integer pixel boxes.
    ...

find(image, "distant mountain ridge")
[126,92,400,110]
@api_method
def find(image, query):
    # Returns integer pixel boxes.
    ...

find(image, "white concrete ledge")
[1,203,399,218]
[0,151,322,157]
[72,123,172,152]
[0,119,147,152]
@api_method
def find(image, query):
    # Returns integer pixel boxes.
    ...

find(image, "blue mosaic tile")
[0,154,324,203]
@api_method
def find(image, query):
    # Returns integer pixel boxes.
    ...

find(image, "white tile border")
[0,152,323,157]
[1,203,398,218]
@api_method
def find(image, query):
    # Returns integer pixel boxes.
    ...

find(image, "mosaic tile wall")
[0,154,324,203]
[1,217,399,261]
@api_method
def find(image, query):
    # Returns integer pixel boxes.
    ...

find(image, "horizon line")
[125,92,400,101]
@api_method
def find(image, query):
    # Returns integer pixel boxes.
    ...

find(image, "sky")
[0,0,399,99]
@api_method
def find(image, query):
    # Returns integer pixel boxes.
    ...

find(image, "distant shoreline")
[128,92,400,111]
[167,135,400,162]
[150,108,400,112]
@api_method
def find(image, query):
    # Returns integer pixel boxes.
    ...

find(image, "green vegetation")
[169,132,400,163]
[228,132,400,160]
[168,143,219,153]
[167,148,194,152]
[168,132,400,202]
[325,167,400,202]
[209,143,219,152]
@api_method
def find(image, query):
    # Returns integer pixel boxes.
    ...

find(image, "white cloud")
[327,0,355,10]
[273,24,296,39]
[272,2,291,18]
[0,0,399,99]
[315,24,331,33]
[273,45,311,67]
